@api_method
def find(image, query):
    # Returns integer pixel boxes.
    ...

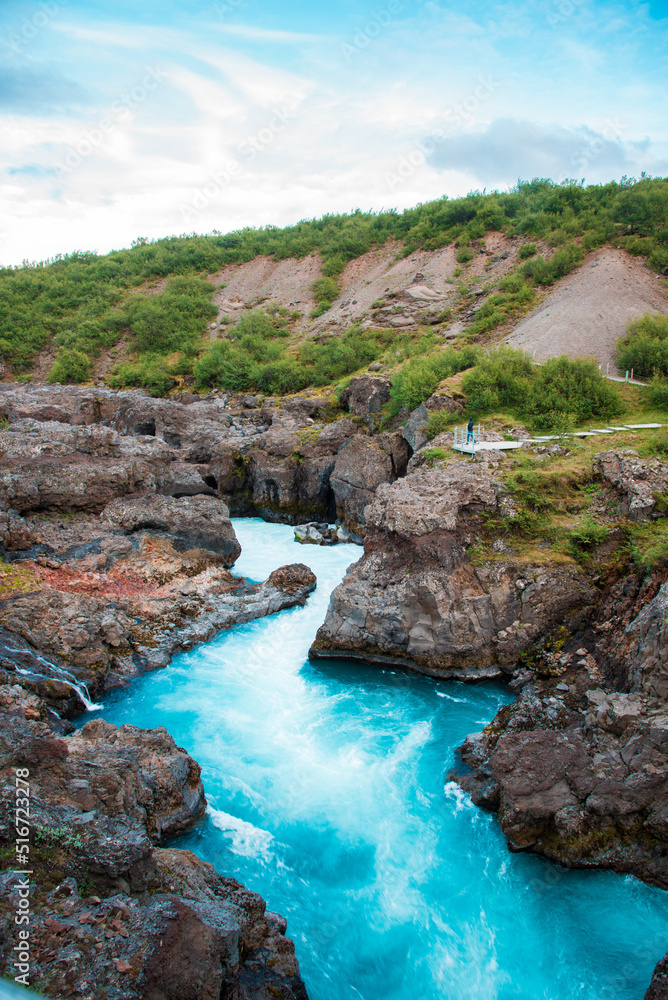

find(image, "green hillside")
[1,176,667,396]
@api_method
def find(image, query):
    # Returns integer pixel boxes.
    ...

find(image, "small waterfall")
[0,626,102,712]
[17,663,102,712]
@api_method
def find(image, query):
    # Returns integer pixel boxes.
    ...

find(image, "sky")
[0,0,667,265]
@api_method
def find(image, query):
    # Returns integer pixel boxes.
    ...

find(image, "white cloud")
[0,2,666,264]
[207,23,326,45]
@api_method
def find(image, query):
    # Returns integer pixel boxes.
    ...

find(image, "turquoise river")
[88,518,667,1000]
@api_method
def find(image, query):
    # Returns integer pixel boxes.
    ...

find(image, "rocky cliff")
[0,380,407,534]
[310,462,596,678]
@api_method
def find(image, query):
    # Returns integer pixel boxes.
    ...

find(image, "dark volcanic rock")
[596,449,668,521]
[312,464,595,678]
[339,376,390,428]
[102,494,242,564]
[330,433,411,536]
[453,573,668,889]
[647,953,668,1000]
[0,563,316,704]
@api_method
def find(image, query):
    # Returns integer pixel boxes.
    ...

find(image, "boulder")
[102,494,241,564]
[595,450,668,521]
[330,433,410,535]
[339,376,391,428]
[294,522,339,546]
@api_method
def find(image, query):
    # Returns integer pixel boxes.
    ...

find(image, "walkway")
[452,423,664,455]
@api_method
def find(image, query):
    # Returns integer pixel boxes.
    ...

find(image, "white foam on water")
[443,780,476,815]
[208,807,274,860]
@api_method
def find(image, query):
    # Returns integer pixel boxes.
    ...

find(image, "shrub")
[424,409,460,439]
[521,242,584,284]
[646,428,668,456]
[456,247,474,263]
[124,275,216,353]
[522,356,623,430]
[310,276,340,317]
[615,312,668,378]
[461,349,622,431]
[193,341,256,391]
[518,242,538,259]
[107,356,175,396]
[421,447,449,466]
[297,325,383,385]
[465,274,535,338]
[48,348,93,384]
[228,309,287,340]
[567,517,608,559]
[390,346,479,410]
[461,347,533,414]
[254,359,311,395]
[646,375,668,408]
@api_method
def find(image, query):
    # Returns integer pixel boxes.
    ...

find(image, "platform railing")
[453,424,484,450]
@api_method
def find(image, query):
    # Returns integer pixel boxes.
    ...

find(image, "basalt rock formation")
[310,463,596,678]
[0,382,409,534]
[452,570,668,890]
[0,490,315,709]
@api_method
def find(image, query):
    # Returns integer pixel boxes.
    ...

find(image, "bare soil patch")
[505,248,668,371]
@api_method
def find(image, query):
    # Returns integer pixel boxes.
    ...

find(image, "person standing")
[466,416,474,444]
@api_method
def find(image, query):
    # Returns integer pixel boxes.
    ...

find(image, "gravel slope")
[506,247,668,371]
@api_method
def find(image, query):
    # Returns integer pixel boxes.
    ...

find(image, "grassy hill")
[1,176,667,403]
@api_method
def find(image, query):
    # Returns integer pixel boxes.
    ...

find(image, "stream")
[88,518,667,1000]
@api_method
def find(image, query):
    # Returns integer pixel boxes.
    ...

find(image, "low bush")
[615,312,668,379]
[193,324,387,394]
[108,356,175,396]
[567,517,608,559]
[390,345,478,410]
[48,347,93,384]
[518,242,537,259]
[424,409,461,439]
[646,374,668,408]
[420,447,449,466]
[521,242,584,285]
[465,273,535,338]
[645,427,668,456]
[310,276,340,317]
[228,309,289,340]
[523,355,623,430]
[461,348,623,431]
